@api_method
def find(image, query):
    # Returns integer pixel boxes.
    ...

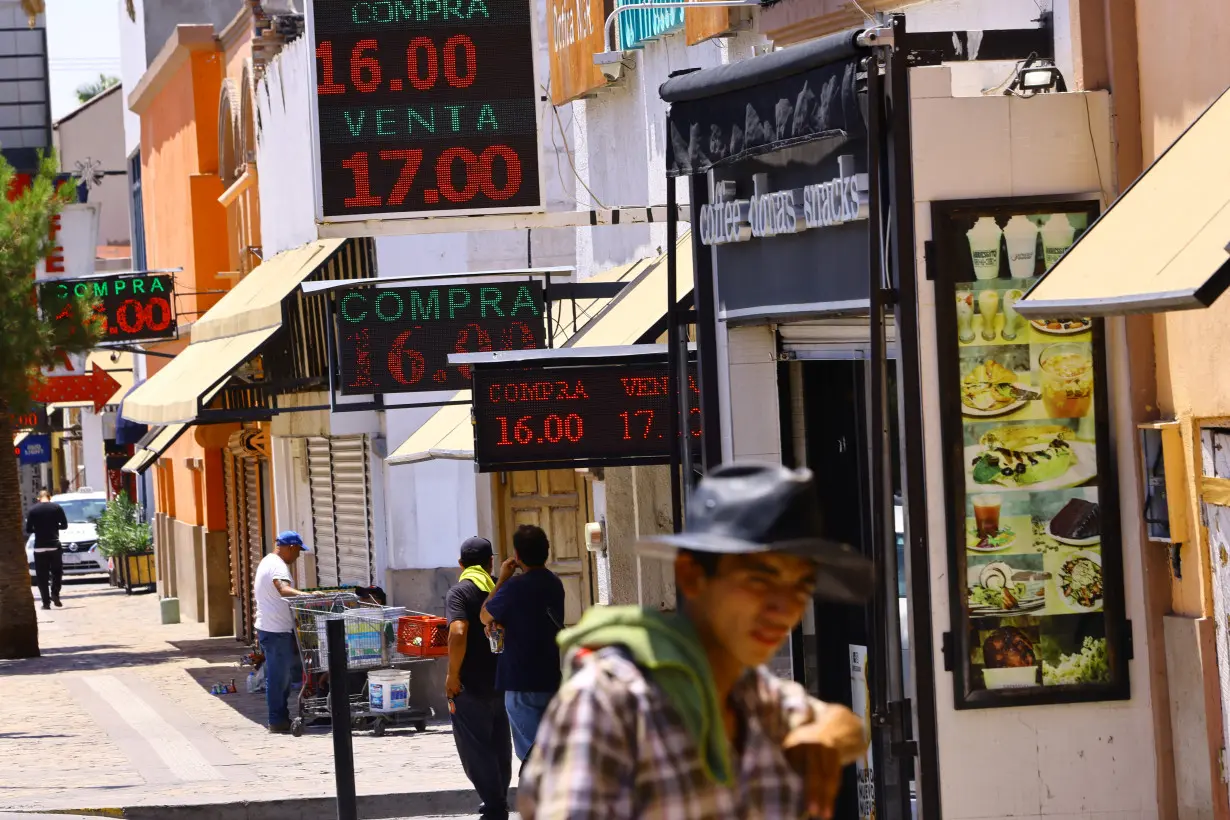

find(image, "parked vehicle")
[26,489,108,578]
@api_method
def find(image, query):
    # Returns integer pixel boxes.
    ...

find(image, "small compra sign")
[336,281,546,394]
[38,272,177,344]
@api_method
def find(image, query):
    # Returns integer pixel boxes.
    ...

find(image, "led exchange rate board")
[39,272,177,344]
[308,0,543,220]
[472,360,702,470]
[336,281,545,394]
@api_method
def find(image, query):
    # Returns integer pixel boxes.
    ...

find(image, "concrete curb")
[4,789,515,820]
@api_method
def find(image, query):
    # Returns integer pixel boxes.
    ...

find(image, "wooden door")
[495,469,594,625]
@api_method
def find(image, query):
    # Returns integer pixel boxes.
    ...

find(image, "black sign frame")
[471,357,701,472]
[332,280,547,396]
[38,271,178,345]
[932,195,1130,710]
[305,0,546,222]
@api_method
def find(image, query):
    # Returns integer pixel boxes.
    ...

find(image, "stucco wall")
[54,88,131,246]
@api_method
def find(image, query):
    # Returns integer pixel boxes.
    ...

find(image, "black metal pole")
[862,52,907,820]
[886,14,942,820]
[688,173,722,472]
[666,174,683,532]
[326,618,358,820]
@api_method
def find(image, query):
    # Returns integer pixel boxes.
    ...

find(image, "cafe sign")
[698,155,868,247]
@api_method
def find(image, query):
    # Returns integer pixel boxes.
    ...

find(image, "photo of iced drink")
[1003,215,1040,278]
[1041,214,1077,268]
[1040,343,1093,418]
[978,289,1000,341]
[972,494,1002,536]
[967,217,1003,280]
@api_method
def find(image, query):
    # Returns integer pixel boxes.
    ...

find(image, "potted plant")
[96,492,155,594]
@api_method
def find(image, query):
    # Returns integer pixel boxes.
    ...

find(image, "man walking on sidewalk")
[254,531,309,734]
[520,464,873,819]
[25,489,67,610]
[446,536,512,820]
[481,525,564,768]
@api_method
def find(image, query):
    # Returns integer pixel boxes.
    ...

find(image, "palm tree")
[0,154,100,660]
[76,75,120,104]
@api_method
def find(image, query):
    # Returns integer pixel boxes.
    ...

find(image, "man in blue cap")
[255,531,310,733]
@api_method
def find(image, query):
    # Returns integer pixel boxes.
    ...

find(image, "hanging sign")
[38,271,177,344]
[17,433,51,465]
[547,0,607,105]
[472,359,700,471]
[336,281,546,394]
[307,0,544,221]
[35,203,100,280]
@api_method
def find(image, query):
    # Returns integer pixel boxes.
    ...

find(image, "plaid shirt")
[518,646,821,819]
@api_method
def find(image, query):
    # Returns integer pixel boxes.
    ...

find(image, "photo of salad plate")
[960,358,1039,418]
[1058,551,1103,612]
[1030,318,1093,336]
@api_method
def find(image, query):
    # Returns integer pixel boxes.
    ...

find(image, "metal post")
[666,175,683,532]
[689,173,723,472]
[886,14,941,819]
[326,618,358,820]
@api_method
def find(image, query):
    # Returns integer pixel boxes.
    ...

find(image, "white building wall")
[54,89,131,247]
[79,410,107,492]
[118,0,147,157]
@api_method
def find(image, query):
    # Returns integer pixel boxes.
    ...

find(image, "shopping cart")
[288,592,434,737]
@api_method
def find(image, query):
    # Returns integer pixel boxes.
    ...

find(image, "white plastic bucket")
[368,668,411,713]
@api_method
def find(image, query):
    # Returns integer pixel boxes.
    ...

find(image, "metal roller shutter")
[330,436,373,587]
[243,457,264,638]
[307,437,340,587]
[777,318,897,358]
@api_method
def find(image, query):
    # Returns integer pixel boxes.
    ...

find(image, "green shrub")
[96,491,151,558]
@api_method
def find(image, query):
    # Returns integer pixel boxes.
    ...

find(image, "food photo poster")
[933,199,1129,708]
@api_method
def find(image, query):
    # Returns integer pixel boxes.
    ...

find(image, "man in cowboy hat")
[518,463,874,819]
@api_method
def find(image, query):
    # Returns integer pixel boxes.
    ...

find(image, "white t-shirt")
[254,553,295,633]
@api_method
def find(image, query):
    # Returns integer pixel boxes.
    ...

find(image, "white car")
[26,490,109,578]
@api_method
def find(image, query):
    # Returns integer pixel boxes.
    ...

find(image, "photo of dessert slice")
[1047,498,1101,546]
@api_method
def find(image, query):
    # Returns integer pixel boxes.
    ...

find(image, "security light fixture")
[1006,55,1067,97]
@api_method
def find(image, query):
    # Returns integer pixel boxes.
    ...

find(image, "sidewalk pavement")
[0,580,507,817]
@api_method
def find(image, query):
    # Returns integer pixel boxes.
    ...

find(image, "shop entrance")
[782,352,911,820]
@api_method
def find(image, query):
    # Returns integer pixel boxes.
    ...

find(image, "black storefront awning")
[660,28,867,177]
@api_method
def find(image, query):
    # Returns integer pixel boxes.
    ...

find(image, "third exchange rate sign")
[309,0,543,219]
[337,281,545,394]
[472,360,701,471]
[39,272,176,344]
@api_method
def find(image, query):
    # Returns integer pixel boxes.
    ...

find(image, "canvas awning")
[122,423,190,474]
[386,235,696,466]
[121,239,350,425]
[1018,84,1230,317]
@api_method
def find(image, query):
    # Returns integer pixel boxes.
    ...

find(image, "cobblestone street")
[0,581,489,817]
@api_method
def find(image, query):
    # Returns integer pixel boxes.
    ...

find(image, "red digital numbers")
[341,146,523,210]
[619,408,702,440]
[388,328,427,386]
[495,414,584,447]
[345,320,540,390]
[317,36,478,96]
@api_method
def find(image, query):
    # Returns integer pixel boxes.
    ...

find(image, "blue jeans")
[505,690,554,761]
[257,630,296,727]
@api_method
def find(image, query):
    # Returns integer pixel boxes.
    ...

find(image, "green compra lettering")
[411,289,440,321]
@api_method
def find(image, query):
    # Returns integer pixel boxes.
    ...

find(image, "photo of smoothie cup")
[956,290,975,343]
[967,217,1003,280]
[1001,289,1023,340]
[1041,214,1076,268]
[978,289,1000,341]
[1003,215,1040,279]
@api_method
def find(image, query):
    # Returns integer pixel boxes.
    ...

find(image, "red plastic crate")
[397,616,449,657]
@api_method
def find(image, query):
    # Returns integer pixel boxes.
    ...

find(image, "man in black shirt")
[445,536,511,820]
[25,490,67,610]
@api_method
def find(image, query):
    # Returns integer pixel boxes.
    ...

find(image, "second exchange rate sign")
[309,0,543,219]
[337,281,545,394]
[472,360,701,471]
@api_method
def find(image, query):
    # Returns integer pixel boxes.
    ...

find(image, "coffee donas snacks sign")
[698,155,868,246]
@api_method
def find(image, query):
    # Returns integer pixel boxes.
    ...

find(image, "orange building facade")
[128,12,267,639]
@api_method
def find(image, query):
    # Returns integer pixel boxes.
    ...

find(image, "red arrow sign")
[31,367,121,413]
